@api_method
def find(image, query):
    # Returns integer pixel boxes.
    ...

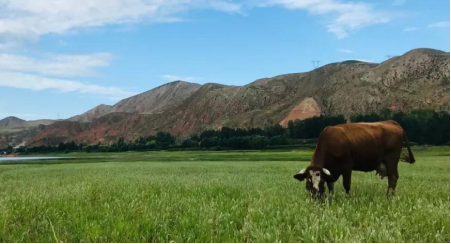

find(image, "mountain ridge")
[1,48,448,147]
[0,116,55,133]
[69,80,201,122]
[53,47,451,125]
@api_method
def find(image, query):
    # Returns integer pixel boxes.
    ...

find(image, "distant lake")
[0,157,74,162]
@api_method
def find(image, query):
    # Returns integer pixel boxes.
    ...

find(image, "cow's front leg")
[342,170,352,195]
[327,182,334,196]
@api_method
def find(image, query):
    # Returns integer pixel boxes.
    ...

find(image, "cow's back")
[317,121,404,172]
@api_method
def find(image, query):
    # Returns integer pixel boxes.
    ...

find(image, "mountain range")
[1,48,449,148]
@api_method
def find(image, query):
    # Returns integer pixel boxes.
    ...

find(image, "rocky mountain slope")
[68,104,113,123]
[0,116,56,148]
[69,81,201,122]
[6,48,450,147]
[0,116,55,133]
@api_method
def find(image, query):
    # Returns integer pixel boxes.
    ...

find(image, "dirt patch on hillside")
[279,97,321,127]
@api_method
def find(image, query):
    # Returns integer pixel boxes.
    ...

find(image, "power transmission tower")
[312,60,321,69]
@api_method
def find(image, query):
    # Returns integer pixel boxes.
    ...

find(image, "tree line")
[5,109,449,154]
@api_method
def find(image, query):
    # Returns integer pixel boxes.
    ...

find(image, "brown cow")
[294,120,415,197]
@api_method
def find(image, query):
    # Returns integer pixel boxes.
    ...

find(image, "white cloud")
[337,48,353,54]
[0,0,394,41]
[0,53,112,77]
[0,52,134,99]
[263,0,392,39]
[58,40,69,47]
[428,21,450,28]
[0,72,135,99]
[403,27,419,32]
[0,0,242,39]
[0,41,17,50]
[161,74,199,82]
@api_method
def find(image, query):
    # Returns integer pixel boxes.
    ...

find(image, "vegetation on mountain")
[7,109,448,154]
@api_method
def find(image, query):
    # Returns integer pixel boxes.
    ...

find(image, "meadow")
[0,148,448,242]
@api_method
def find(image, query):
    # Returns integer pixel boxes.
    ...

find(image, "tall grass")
[0,148,448,242]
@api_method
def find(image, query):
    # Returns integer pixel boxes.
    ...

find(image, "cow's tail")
[401,131,415,164]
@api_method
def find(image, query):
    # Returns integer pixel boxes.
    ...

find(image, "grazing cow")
[294,120,415,197]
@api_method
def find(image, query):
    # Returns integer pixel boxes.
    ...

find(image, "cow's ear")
[321,168,334,182]
[293,168,307,181]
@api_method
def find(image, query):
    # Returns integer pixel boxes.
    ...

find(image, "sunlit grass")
[0,147,449,242]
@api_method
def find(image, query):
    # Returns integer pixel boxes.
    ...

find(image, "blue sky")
[0,0,449,120]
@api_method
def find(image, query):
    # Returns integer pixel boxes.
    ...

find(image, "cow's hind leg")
[387,171,398,197]
[376,161,388,179]
[385,151,401,197]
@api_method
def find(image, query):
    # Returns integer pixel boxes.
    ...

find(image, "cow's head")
[293,166,333,198]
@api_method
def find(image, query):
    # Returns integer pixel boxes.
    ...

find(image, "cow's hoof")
[386,188,396,198]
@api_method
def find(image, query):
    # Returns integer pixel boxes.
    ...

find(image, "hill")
[0,116,55,133]
[69,81,201,122]
[0,117,56,148]
[5,48,450,147]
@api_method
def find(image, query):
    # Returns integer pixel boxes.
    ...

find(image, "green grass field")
[0,147,449,242]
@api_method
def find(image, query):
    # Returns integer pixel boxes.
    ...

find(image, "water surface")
[0,157,74,162]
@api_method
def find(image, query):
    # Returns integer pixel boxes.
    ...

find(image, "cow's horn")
[322,168,331,175]
[299,168,306,174]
